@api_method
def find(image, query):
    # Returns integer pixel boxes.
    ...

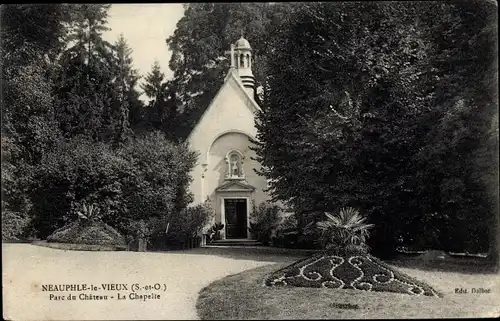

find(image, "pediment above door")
[215,180,256,193]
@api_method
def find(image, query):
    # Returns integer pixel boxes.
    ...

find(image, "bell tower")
[226,35,255,98]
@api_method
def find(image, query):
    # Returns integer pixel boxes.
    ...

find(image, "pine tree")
[140,61,169,133]
[141,60,165,100]
[54,4,116,141]
[110,34,142,145]
[112,34,143,128]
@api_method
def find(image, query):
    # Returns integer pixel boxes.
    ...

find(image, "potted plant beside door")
[209,222,224,241]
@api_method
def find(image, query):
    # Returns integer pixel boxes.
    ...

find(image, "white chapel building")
[186,36,270,240]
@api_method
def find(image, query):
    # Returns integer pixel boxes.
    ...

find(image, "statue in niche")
[232,160,239,176]
[231,154,240,177]
[225,153,244,179]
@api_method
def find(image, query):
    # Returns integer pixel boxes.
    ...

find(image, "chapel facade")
[186,36,270,240]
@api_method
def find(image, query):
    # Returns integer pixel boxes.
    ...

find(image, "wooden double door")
[224,198,248,239]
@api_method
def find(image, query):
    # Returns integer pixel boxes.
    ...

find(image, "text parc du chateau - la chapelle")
[41,283,166,301]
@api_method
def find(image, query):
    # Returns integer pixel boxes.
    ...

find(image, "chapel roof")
[185,69,261,142]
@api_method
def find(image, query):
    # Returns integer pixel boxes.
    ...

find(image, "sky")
[103,4,185,98]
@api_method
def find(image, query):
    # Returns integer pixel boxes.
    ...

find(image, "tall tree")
[139,61,178,139]
[165,3,298,138]
[110,34,142,145]
[1,4,70,160]
[253,1,498,257]
[141,60,165,101]
[141,61,167,130]
[112,34,143,128]
[0,4,70,66]
[411,0,499,257]
[54,4,116,141]
[1,4,70,239]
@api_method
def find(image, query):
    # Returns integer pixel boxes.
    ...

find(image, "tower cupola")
[226,35,255,98]
[235,37,251,51]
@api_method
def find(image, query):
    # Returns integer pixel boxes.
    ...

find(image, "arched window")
[240,54,245,68]
[225,150,245,179]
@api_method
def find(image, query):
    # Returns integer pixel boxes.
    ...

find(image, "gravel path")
[2,244,299,320]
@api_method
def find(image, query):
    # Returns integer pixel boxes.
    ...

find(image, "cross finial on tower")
[224,43,236,68]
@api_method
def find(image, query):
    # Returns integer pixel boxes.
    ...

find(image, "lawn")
[196,259,500,319]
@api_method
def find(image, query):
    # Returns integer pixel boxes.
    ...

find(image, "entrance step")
[205,239,264,247]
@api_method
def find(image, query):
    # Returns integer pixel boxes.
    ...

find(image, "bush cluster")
[3,131,201,246]
[166,201,215,244]
[147,200,214,250]
[249,201,282,244]
[1,210,31,241]
[272,215,299,248]
[47,219,126,246]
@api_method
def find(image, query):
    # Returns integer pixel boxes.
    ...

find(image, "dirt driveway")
[2,244,303,320]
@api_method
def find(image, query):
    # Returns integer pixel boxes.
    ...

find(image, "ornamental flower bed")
[265,253,442,297]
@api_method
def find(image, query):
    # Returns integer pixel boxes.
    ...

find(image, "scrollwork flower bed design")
[265,254,442,297]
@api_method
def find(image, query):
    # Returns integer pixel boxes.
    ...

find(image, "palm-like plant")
[76,203,102,222]
[207,222,224,241]
[308,207,374,254]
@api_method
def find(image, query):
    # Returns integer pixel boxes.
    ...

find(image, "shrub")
[157,200,214,249]
[249,201,282,245]
[206,222,224,242]
[115,131,198,231]
[272,213,328,249]
[125,218,161,251]
[305,207,374,255]
[127,219,155,239]
[30,137,127,237]
[1,135,35,240]
[1,210,31,241]
[47,220,126,246]
[182,203,214,238]
[46,202,125,246]
[28,132,197,238]
[272,215,299,248]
